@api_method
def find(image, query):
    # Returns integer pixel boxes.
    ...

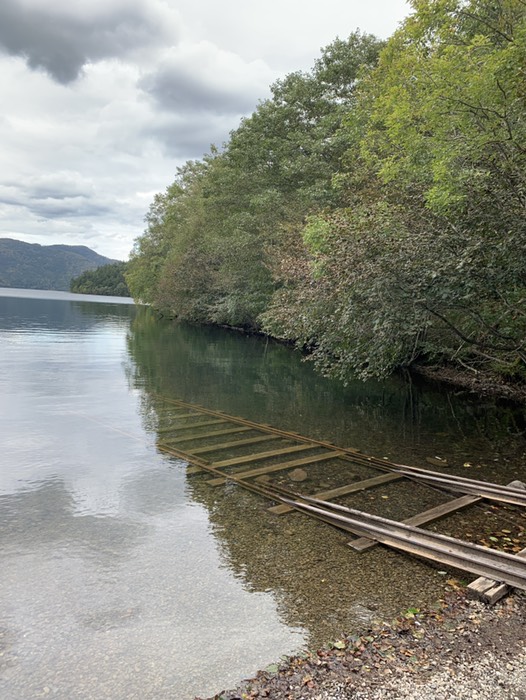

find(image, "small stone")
[289,468,308,482]
[426,456,449,467]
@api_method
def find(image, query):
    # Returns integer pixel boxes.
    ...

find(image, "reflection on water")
[1,293,525,699]
[0,291,303,700]
[127,307,526,478]
[126,307,526,647]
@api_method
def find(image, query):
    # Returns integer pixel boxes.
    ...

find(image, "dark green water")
[1,290,525,700]
[128,305,526,480]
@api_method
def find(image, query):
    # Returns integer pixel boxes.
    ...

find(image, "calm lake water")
[1,288,525,699]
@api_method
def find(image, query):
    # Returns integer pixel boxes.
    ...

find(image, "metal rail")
[279,494,526,591]
[154,397,526,590]
[158,439,526,591]
[155,395,526,508]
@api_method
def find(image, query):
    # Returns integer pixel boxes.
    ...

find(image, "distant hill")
[0,238,119,291]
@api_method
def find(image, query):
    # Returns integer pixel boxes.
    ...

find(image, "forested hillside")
[127,0,526,386]
[0,238,118,291]
[70,262,130,297]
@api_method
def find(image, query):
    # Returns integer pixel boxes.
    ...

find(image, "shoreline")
[196,589,526,700]
[174,319,526,406]
[410,364,526,405]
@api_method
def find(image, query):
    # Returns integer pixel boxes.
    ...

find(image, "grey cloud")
[28,197,111,219]
[142,115,236,159]
[12,173,89,200]
[140,63,259,116]
[0,0,178,83]
[0,182,111,220]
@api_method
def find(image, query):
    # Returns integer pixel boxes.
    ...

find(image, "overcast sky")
[0,0,410,260]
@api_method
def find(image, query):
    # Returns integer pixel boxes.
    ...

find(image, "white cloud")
[140,41,274,115]
[0,0,410,261]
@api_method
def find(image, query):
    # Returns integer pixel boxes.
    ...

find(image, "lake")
[1,288,525,699]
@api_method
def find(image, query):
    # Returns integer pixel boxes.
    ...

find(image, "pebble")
[289,468,308,482]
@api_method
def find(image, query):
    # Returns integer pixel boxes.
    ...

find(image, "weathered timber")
[210,443,319,469]
[159,426,252,444]
[186,442,312,475]
[156,397,526,508]
[283,495,526,591]
[156,425,526,591]
[157,416,203,432]
[268,473,404,515]
[206,451,344,486]
[467,545,526,605]
[161,418,228,434]
[157,411,202,425]
[158,443,209,465]
[189,434,281,455]
[156,398,526,506]
[467,577,510,605]
[156,407,200,415]
[349,494,482,551]
[467,483,526,603]
[186,465,207,475]
[156,396,361,453]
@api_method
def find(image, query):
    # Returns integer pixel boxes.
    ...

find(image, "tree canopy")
[127,2,526,385]
[71,262,130,297]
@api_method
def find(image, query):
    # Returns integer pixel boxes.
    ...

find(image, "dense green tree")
[127,5,526,387]
[126,32,384,329]
[70,262,130,296]
[266,0,526,380]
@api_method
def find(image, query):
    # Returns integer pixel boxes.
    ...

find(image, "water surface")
[1,289,525,699]
[0,291,302,700]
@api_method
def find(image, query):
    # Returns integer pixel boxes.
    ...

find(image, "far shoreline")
[0,286,136,305]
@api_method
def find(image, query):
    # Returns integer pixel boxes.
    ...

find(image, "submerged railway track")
[153,395,526,595]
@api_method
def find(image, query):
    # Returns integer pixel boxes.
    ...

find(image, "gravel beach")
[197,590,526,700]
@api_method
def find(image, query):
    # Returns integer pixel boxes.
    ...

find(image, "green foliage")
[127,32,383,330]
[128,6,526,386]
[302,217,332,256]
[70,262,130,297]
[267,0,526,381]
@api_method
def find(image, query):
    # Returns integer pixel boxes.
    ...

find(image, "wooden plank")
[159,426,252,445]
[189,434,281,455]
[268,473,404,515]
[155,395,364,457]
[160,411,202,420]
[207,451,344,486]
[157,413,202,430]
[186,465,207,475]
[161,418,228,433]
[348,494,482,552]
[210,443,318,469]
[286,497,526,591]
[467,547,526,604]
